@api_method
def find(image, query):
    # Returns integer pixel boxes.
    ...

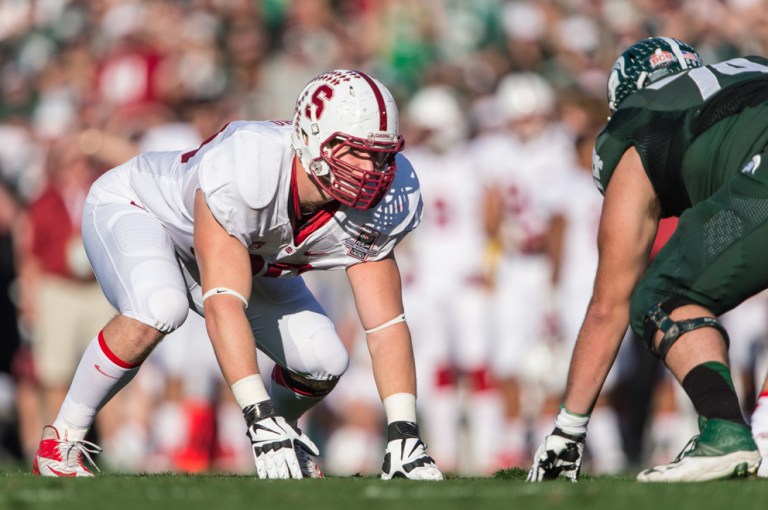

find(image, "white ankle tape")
[364,314,406,335]
[203,287,249,308]
[383,393,417,424]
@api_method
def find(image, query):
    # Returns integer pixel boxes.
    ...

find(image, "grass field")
[2,467,767,510]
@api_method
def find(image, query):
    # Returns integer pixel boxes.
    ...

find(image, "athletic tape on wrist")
[555,407,590,436]
[203,287,249,308]
[231,374,269,409]
[364,314,406,335]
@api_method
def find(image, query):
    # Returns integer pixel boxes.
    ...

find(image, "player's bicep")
[593,147,659,306]
[193,189,252,301]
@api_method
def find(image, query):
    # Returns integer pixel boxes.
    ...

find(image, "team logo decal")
[649,50,675,68]
[345,225,381,261]
[741,154,762,175]
[304,84,334,120]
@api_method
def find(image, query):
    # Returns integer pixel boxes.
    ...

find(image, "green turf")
[2,467,766,510]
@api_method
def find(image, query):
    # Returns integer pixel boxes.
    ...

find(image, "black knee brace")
[272,365,340,397]
[642,297,730,360]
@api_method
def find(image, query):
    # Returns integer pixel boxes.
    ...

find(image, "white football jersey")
[471,125,574,253]
[126,120,422,278]
[401,145,486,288]
[556,163,603,343]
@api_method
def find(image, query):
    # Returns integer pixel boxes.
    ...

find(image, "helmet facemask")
[308,131,404,210]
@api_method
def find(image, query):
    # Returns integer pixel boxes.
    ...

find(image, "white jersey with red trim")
[400,145,486,289]
[471,126,573,254]
[126,120,422,278]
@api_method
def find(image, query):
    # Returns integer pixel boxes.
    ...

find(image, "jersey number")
[685,58,768,101]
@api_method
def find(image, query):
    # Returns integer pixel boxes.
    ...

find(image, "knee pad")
[272,365,340,397]
[146,287,189,333]
[641,296,730,360]
[281,312,350,379]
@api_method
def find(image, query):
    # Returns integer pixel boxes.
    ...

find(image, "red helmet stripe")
[354,71,388,131]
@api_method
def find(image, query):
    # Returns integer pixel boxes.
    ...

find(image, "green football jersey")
[593,56,768,217]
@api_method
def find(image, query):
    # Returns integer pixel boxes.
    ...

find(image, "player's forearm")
[204,299,260,387]
[562,302,629,415]
[366,323,417,400]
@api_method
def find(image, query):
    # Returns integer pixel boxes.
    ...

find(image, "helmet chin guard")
[292,70,404,210]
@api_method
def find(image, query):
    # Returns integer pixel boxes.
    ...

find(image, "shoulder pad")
[363,154,422,235]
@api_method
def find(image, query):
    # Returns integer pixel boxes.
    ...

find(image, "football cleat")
[754,433,768,478]
[32,425,102,477]
[380,422,443,481]
[637,417,761,482]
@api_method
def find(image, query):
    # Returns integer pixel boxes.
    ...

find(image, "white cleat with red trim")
[32,426,102,477]
[756,433,768,478]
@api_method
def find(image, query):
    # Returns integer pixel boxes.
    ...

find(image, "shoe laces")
[673,435,700,463]
[57,438,103,472]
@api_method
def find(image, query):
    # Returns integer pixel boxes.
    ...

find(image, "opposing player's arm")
[346,253,416,400]
[563,146,660,414]
[193,189,258,385]
[529,146,659,483]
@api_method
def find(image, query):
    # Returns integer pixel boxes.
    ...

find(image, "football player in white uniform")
[552,130,627,474]
[471,72,575,466]
[399,86,500,474]
[32,70,443,481]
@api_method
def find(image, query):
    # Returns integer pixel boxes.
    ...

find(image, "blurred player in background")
[472,72,576,466]
[530,37,768,482]
[550,126,627,474]
[32,69,442,481]
[399,85,501,474]
[16,137,117,453]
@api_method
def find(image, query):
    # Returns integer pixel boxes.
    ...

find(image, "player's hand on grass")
[527,428,585,482]
[381,421,443,480]
[244,401,319,480]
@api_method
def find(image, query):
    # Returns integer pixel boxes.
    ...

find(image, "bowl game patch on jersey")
[345,225,381,261]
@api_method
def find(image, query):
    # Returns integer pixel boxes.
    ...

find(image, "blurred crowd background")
[1,0,768,476]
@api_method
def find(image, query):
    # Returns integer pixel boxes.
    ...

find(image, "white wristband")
[203,287,249,308]
[364,314,406,335]
[231,375,269,410]
[555,407,590,436]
